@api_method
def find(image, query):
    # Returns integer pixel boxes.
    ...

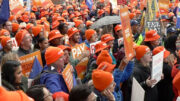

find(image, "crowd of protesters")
[0,0,180,101]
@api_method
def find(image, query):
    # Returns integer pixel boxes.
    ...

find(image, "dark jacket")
[157,62,174,101]
[17,47,33,57]
[122,62,158,101]
[2,76,28,92]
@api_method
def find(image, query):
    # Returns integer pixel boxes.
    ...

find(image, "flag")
[0,0,10,24]
[29,57,43,79]
[176,7,180,29]
[86,0,93,10]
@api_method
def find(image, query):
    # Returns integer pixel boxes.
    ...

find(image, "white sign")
[131,77,145,101]
[90,41,101,54]
[118,38,123,46]
[151,51,164,87]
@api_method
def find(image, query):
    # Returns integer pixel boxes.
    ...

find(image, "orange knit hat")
[129,13,136,20]
[74,20,83,27]
[30,13,36,19]
[85,29,96,41]
[48,30,64,42]
[101,34,115,43]
[96,50,112,65]
[15,30,29,46]
[92,69,113,92]
[53,92,69,101]
[97,62,115,72]
[12,23,19,32]
[114,24,122,32]
[20,14,29,22]
[86,20,93,27]
[52,20,60,29]
[95,42,109,53]
[98,9,105,17]
[58,45,71,51]
[32,6,38,12]
[0,86,34,101]
[45,46,64,65]
[144,30,160,42]
[32,26,42,37]
[153,46,170,59]
[0,29,10,36]
[9,15,15,21]
[26,23,34,30]
[135,45,150,60]
[1,36,11,48]
[67,27,79,38]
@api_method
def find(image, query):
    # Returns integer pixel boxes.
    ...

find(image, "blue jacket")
[113,61,134,101]
[40,65,77,94]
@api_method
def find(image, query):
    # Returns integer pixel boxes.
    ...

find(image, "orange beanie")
[85,29,96,41]
[92,69,113,92]
[45,46,64,65]
[86,20,93,27]
[67,27,79,38]
[53,92,69,101]
[95,42,109,53]
[135,45,150,60]
[97,62,115,72]
[1,37,11,48]
[32,26,42,37]
[48,30,64,42]
[0,29,10,36]
[96,50,112,65]
[153,46,170,59]
[101,34,114,43]
[15,30,28,46]
[12,23,19,32]
[0,86,34,101]
[144,30,160,42]
[74,20,83,27]
[26,23,34,30]
[114,24,122,32]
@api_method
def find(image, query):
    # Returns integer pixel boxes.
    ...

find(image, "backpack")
[31,69,58,86]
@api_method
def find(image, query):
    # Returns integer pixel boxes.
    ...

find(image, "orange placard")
[62,64,74,92]
[71,43,86,59]
[75,57,89,79]
[19,51,43,77]
[9,0,24,15]
[120,6,135,61]
[159,0,169,15]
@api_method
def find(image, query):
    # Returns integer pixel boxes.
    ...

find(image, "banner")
[110,0,118,9]
[71,43,86,59]
[146,21,161,34]
[19,51,43,77]
[117,0,126,5]
[120,6,135,61]
[11,38,19,51]
[159,0,169,15]
[147,0,158,21]
[151,51,163,87]
[62,64,74,92]
[90,41,101,54]
[131,78,145,101]
[9,0,24,15]
[176,7,180,29]
[75,57,89,79]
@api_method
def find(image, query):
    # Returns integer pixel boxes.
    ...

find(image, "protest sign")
[90,41,101,54]
[159,0,169,15]
[19,51,43,77]
[75,57,89,79]
[11,38,19,51]
[118,38,123,46]
[120,6,135,61]
[9,0,24,15]
[71,43,86,59]
[62,64,74,92]
[146,21,161,34]
[131,77,145,101]
[151,51,163,87]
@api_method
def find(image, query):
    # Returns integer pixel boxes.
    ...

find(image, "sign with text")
[71,43,86,59]
[151,51,163,87]
[9,0,24,15]
[146,21,161,34]
[120,6,135,61]
[19,51,43,77]
[75,57,89,79]
[90,41,101,54]
[159,0,169,15]
[131,78,145,101]
[62,64,74,92]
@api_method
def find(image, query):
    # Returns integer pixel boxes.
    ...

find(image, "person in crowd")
[26,85,53,101]
[48,30,64,47]
[2,60,28,92]
[69,84,97,101]
[1,52,20,66]
[144,30,160,51]
[153,46,174,101]
[15,29,33,57]
[2,21,12,36]
[67,27,80,47]
[84,29,98,49]
[0,29,11,37]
